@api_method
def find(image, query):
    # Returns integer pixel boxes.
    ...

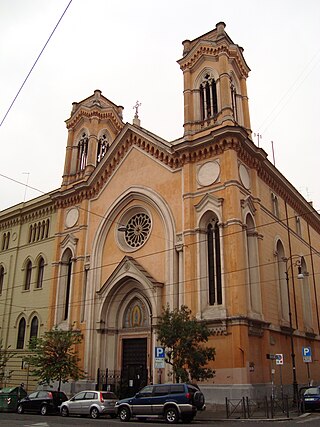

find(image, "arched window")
[45,219,50,238]
[77,132,88,171]
[246,214,261,314]
[200,73,218,120]
[97,133,109,163]
[207,219,222,305]
[2,232,10,250]
[32,224,37,242]
[231,82,238,122]
[30,316,39,341]
[301,257,312,328]
[64,257,72,320]
[17,318,26,349]
[0,266,4,295]
[36,257,45,289]
[295,215,302,236]
[57,249,73,323]
[24,260,32,291]
[276,241,289,322]
[40,221,46,240]
[36,222,41,241]
[28,225,33,243]
[271,193,280,218]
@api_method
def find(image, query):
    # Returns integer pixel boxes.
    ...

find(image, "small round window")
[118,208,152,251]
[125,213,151,248]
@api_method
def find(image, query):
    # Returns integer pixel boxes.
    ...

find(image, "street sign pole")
[280,365,284,400]
[302,347,312,385]
[307,363,311,386]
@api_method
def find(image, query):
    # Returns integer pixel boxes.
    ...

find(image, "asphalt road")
[1,412,320,426]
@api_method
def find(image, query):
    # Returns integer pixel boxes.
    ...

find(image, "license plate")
[305,398,315,401]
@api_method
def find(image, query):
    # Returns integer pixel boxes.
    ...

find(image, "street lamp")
[282,255,304,406]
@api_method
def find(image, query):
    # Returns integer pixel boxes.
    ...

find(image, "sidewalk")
[195,407,304,422]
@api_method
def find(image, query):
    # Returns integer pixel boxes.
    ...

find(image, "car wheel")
[119,406,131,422]
[193,390,205,409]
[17,404,24,414]
[40,405,48,416]
[90,407,100,419]
[164,406,179,424]
[181,414,194,423]
[61,406,69,417]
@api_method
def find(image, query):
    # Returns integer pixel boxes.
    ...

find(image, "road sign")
[154,347,165,369]
[154,359,165,368]
[155,347,165,358]
[275,354,283,365]
[302,347,312,363]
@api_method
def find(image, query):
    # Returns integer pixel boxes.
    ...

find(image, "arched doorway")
[121,338,148,397]
[120,297,150,397]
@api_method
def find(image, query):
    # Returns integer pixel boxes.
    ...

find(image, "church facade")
[1,23,320,402]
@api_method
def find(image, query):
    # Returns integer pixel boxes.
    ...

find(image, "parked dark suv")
[115,383,205,423]
[17,390,68,415]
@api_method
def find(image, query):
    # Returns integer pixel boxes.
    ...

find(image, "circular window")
[117,208,152,251]
[125,213,151,248]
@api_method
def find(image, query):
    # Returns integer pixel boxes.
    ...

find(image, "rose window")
[124,213,151,248]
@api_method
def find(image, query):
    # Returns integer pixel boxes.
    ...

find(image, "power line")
[0,0,73,128]
[257,49,320,135]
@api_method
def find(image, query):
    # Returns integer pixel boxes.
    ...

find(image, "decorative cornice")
[179,44,249,78]
[0,205,55,230]
[51,125,320,234]
[66,108,124,134]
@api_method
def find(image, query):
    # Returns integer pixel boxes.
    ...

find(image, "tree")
[155,305,215,383]
[26,326,85,391]
[0,338,14,386]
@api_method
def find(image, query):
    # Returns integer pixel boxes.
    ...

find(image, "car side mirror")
[135,393,141,398]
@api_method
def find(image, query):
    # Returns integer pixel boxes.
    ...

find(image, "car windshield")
[304,387,320,395]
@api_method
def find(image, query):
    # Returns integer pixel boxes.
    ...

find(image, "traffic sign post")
[302,347,312,385]
[154,347,165,369]
[275,354,284,399]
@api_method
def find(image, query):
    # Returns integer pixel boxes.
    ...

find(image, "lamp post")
[282,256,304,406]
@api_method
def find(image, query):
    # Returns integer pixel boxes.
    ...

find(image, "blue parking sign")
[155,347,165,358]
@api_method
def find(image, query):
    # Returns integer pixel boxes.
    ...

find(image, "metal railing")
[226,395,289,419]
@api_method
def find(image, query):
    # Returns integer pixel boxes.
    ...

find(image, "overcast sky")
[1,0,320,213]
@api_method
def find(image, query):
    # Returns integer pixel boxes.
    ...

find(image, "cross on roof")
[133,100,141,118]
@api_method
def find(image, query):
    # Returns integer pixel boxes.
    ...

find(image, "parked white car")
[60,390,118,419]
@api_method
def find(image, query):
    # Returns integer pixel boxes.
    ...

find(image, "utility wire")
[257,49,320,135]
[0,0,73,128]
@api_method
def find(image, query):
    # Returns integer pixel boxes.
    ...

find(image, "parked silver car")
[60,390,118,419]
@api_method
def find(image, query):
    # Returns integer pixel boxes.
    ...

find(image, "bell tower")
[61,90,124,189]
[177,22,251,139]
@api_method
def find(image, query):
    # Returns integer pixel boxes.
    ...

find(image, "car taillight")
[100,393,104,403]
[186,392,191,399]
[48,392,53,399]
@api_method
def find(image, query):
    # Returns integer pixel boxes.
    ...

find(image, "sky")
[0,0,320,212]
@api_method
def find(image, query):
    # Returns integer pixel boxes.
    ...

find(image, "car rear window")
[102,392,117,399]
[304,387,320,395]
[38,391,50,398]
